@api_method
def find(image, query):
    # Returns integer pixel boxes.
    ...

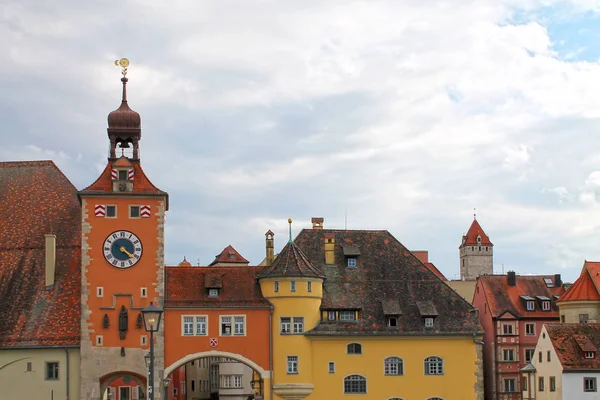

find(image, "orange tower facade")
[79,65,168,400]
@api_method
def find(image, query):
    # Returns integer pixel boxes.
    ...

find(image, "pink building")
[473,271,566,400]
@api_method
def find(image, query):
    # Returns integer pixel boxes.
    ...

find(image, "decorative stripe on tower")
[140,205,151,218]
[128,168,134,180]
[95,205,106,217]
[111,169,118,180]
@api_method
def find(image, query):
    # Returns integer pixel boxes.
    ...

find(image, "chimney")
[324,233,335,265]
[507,270,516,287]
[412,250,429,264]
[554,274,562,287]
[45,234,56,287]
[265,230,274,267]
[312,217,324,230]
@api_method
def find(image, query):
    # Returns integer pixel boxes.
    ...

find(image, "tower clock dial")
[103,230,143,269]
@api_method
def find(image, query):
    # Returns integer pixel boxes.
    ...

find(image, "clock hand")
[119,246,134,258]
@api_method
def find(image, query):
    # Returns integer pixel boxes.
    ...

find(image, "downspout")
[269,304,274,400]
[64,347,70,400]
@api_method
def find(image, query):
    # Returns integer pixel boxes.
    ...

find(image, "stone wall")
[460,245,493,280]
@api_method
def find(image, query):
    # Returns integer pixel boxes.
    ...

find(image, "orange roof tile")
[584,261,600,293]
[558,267,600,302]
[462,219,492,246]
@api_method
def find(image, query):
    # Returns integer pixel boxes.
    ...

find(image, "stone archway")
[100,371,146,399]
[164,350,270,379]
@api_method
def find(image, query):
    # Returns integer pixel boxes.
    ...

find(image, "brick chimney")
[412,251,429,264]
[554,274,562,287]
[312,217,324,230]
[265,230,274,267]
[507,270,516,287]
[45,234,56,287]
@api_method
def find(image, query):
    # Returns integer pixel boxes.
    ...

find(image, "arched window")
[384,357,403,376]
[343,375,366,394]
[424,356,444,375]
[347,343,362,355]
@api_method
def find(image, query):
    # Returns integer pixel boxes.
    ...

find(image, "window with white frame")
[525,323,535,336]
[287,356,298,374]
[347,258,357,267]
[384,357,403,376]
[339,311,356,321]
[293,317,304,333]
[424,356,443,375]
[424,317,434,327]
[503,379,516,393]
[234,316,245,335]
[526,301,535,311]
[328,361,335,374]
[221,316,232,335]
[208,288,219,297]
[503,349,515,361]
[344,375,366,394]
[220,375,232,388]
[542,301,551,311]
[525,349,535,363]
[233,375,242,388]
[290,281,296,292]
[347,343,362,355]
[585,352,595,359]
[280,317,291,334]
[584,377,597,392]
[182,316,207,336]
[503,324,514,335]
[328,311,336,321]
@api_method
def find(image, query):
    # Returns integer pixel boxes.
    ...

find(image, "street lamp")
[142,302,163,400]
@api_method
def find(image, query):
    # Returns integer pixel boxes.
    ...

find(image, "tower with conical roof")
[257,219,325,400]
[459,214,493,280]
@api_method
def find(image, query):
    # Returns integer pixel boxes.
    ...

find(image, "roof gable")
[209,245,249,266]
[461,219,492,247]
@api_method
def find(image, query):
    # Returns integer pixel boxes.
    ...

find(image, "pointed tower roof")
[209,245,249,266]
[107,77,141,139]
[461,218,492,247]
[257,241,325,279]
[559,262,600,302]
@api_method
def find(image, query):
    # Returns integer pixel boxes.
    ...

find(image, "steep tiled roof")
[584,261,600,293]
[478,274,566,318]
[546,323,600,370]
[209,245,249,266]
[79,160,168,207]
[257,241,324,279]
[165,266,270,308]
[461,219,492,246]
[0,161,81,347]
[424,262,447,281]
[559,267,600,302]
[294,229,481,336]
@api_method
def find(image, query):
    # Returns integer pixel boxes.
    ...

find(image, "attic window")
[544,278,554,288]
[339,311,357,321]
[424,317,435,328]
[526,301,535,311]
[585,352,595,359]
[388,317,398,327]
[208,288,219,298]
[542,301,551,311]
[477,235,481,244]
[347,258,357,268]
[229,253,235,260]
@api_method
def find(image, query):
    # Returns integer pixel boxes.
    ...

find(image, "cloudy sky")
[3,0,600,282]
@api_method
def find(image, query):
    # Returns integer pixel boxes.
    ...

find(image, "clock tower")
[79,60,168,400]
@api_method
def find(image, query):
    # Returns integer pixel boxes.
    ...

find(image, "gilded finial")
[288,218,293,243]
[114,57,130,77]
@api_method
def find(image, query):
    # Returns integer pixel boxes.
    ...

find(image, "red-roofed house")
[532,323,600,399]
[557,261,600,324]
[473,271,567,400]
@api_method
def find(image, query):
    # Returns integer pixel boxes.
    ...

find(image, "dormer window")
[424,317,434,328]
[208,288,219,298]
[343,246,360,268]
[388,317,398,327]
[339,311,357,321]
[328,311,336,321]
[527,301,535,310]
[347,258,357,267]
[521,296,535,311]
[542,301,551,311]
[585,352,595,359]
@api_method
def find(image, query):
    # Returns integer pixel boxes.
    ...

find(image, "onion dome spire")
[107,58,141,160]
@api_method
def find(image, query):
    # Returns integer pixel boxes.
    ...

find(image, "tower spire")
[288,218,293,243]
[473,208,477,220]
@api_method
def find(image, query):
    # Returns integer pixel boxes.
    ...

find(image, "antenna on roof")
[197,258,200,267]
[474,208,477,220]
[288,218,293,243]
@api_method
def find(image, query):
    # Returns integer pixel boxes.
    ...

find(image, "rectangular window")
[280,317,291,334]
[293,317,304,333]
[580,314,589,323]
[504,379,515,393]
[118,170,128,180]
[526,301,535,311]
[290,281,296,292]
[45,362,59,380]
[141,335,147,346]
[522,377,528,391]
[97,287,103,297]
[542,301,551,311]
[339,311,356,321]
[503,349,515,361]
[424,317,434,327]
[182,316,207,336]
[547,351,551,362]
[221,316,232,336]
[525,323,535,336]
[550,376,556,392]
[388,317,398,327]
[328,361,335,374]
[26,362,32,372]
[183,316,194,336]
[328,311,336,321]
[233,375,242,388]
[96,335,103,346]
[130,205,140,218]
[307,281,312,292]
[347,258,357,267]
[106,205,116,218]
[208,288,219,298]
[503,324,514,335]
[287,356,298,374]
[539,352,543,362]
[585,352,595,359]
[234,316,245,335]
[140,287,147,298]
[274,281,279,292]
[191,380,195,391]
[539,377,544,391]
[584,377,597,392]
[196,316,207,335]
[525,349,535,363]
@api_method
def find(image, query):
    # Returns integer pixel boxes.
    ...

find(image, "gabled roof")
[477,274,566,319]
[461,219,492,247]
[0,161,81,347]
[165,266,270,308]
[294,229,481,336]
[559,265,600,302]
[209,245,249,266]
[546,324,600,370]
[424,262,447,281]
[257,241,324,279]
[79,159,168,208]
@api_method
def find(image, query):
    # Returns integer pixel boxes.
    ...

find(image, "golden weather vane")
[114,57,130,77]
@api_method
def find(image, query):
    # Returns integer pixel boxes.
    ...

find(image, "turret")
[459,213,493,280]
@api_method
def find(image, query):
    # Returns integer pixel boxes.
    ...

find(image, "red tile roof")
[209,245,249,266]
[425,262,447,281]
[0,161,81,347]
[546,323,600,370]
[461,219,492,246]
[559,267,600,302]
[165,266,270,308]
[80,159,168,208]
[478,274,566,319]
[257,240,325,279]
[585,261,600,293]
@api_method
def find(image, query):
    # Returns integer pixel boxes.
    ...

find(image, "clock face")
[103,230,143,269]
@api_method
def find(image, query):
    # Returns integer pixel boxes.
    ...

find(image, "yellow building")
[259,218,485,400]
